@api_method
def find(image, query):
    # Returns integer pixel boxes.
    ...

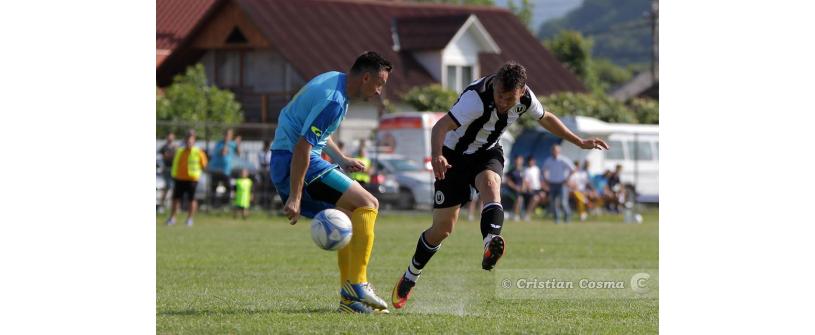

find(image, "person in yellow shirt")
[348,139,371,186]
[166,131,208,227]
[233,169,253,219]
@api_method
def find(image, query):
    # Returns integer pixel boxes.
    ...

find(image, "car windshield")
[383,158,423,172]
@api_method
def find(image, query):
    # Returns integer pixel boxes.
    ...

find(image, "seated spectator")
[568,160,590,221]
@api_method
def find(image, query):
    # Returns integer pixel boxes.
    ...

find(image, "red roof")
[157,0,585,95]
[395,14,471,51]
[156,0,218,51]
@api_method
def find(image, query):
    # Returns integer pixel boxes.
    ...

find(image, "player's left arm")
[325,137,365,173]
[525,88,608,150]
[537,113,609,150]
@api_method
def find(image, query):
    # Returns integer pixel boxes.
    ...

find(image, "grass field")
[157,208,658,334]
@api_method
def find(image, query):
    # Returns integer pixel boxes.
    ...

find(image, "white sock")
[483,233,497,249]
[404,262,422,282]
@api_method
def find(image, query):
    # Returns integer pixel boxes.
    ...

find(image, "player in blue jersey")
[270,51,392,314]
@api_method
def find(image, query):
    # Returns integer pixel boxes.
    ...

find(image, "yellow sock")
[348,207,377,284]
[337,244,351,285]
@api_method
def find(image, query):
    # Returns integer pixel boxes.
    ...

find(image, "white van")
[376,112,515,169]
[559,116,659,202]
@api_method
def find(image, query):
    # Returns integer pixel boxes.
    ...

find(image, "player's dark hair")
[495,61,527,91]
[350,51,392,75]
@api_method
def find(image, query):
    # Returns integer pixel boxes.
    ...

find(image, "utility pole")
[650,0,659,80]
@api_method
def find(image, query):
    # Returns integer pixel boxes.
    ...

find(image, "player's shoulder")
[453,75,493,106]
[520,85,537,108]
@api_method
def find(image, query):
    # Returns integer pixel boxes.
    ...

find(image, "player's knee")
[368,194,379,210]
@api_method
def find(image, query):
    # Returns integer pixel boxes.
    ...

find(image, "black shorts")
[172,179,198,202]
[433,146,504,208]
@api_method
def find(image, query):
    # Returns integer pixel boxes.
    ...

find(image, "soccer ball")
[310,209,353,251]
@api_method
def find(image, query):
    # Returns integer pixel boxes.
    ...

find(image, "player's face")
[493,85,523,113]
[361,70,389,101]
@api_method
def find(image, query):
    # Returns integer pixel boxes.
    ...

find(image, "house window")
[461,65,473,87]
[445,65,475,92]
[215,50,241,88]
[446,65,457,91]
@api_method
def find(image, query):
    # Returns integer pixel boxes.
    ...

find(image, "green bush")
[401,84,459,112]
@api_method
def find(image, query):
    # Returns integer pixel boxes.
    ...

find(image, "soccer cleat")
[165,217,176,226]
[341,281,389,311]
[481,235,506,271]
[338,298,378,314]
[185,218,194,227]
[391,273,416,309]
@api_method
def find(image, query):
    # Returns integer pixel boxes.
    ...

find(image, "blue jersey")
[271,71,349,155]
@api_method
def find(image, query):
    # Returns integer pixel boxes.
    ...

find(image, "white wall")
[442,26,482,66]
[413,51,443,82]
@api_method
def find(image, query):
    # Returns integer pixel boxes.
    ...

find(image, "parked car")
[365,153,434,210]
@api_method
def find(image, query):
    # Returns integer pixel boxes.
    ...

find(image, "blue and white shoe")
[341,281,389,312]
[165,217,176,226]
[338,298,376,314]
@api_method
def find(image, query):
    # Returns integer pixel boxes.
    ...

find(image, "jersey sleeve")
[300,101,343,147]
[525,87,546,120]
[447,90,484,127]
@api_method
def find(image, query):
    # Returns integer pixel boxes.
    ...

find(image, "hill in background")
[538,0,654,66]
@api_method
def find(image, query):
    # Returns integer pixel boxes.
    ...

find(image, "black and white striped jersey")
[444,74,546,155]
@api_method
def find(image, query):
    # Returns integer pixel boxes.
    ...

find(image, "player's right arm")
[431,90,482,180]
[284,137,311,225]
[430,115,457,180]
[284,101,344,225]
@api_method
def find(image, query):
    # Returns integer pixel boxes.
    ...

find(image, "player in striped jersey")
[392,61,609,309]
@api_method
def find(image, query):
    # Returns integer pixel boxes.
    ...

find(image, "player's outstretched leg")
[392,206,458,309]
[475,170,506,271]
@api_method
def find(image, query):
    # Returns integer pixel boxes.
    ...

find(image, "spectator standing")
[349,139,371,186]
[233,168,253,219]
[208,128,239,209]
[166,131,208,227]
[504,156,526,221]
[258,140,272,209]
[157,132,177,213]
[542,145,575,224]
[522,156,546,221]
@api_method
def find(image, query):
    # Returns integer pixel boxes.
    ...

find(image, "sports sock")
[348,207,377,284]
[480,202,504,239]
[404,230,440,282]
[337,243,352,285]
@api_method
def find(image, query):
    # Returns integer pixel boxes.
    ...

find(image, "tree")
[591,58,633,93]
[543,30,600,92]
[402,84,459,112]
[541,92,638,124]
[156,64,243,140]
[628,98,659,124]
[507,0,534,30]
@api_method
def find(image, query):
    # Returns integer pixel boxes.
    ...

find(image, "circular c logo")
[435,190,445,205]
